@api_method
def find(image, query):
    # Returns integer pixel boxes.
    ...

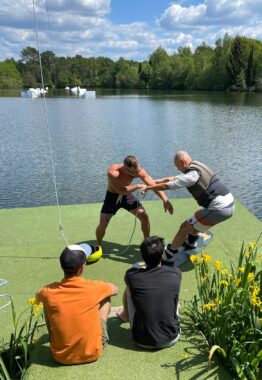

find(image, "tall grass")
[0,298,43,380]
[187,238,262,379]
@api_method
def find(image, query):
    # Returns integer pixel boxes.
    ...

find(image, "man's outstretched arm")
[140,170,173,214]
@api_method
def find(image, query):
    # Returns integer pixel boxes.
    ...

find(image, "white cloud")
[0,0,110,29]
[156,0,262,53]
[212,23,262,42]
[158,0,262,30]
[158,4,207,29]
[0,0,261,61]
[48,0,111,16]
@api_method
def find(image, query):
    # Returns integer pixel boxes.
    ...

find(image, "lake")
[0,90,261,221]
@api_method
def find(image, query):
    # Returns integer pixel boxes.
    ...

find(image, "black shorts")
[101,191,141,215]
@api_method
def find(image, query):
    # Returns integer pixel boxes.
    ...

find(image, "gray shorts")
[188,203,235,232]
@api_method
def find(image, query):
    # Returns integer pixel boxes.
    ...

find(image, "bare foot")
[116,307,129,323]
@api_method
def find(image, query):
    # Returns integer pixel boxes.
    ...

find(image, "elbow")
[111,284,118,295]
[114,286,119,295]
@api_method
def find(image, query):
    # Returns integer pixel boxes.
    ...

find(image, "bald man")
[142,151,235,263]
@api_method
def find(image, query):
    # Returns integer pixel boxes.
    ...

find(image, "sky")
[0,0,262,62]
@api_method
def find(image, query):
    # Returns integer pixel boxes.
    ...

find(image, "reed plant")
[0,297,43,380]
[187,239,262,379]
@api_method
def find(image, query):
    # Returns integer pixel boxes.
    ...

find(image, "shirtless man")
[96,155,173,246]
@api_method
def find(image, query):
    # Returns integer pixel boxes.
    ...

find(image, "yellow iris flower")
[214,260,222,271]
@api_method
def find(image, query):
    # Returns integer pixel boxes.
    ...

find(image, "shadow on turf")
[29,319,229,378]
[160,317,230,380]
[107,318,165,352]
[30,318,157,369]
[30,334,59,368]
[80,239,142,267]
[80,240,194,272]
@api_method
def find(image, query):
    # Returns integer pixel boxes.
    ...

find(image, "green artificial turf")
[0,199,261,379]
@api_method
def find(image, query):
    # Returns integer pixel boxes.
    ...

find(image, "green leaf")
[251,348,262,369]
[238,242,245,268]
[245,365,256,380]
[0,355,11,380]
[208,345,226,367]
[230,356,245,376]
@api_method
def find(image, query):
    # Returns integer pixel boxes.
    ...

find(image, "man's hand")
[136,184,146,191]
[140,185,148,192]
[163,199,173,214]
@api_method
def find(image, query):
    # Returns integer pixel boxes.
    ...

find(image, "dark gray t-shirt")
[125,265,181,347]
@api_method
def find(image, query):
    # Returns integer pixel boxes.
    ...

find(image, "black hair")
[60,247,86,276]
[140,236,165,267]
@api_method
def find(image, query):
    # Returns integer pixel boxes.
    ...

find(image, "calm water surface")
[0,90,261,221]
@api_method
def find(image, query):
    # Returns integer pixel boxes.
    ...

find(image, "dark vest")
[185,161,229,208]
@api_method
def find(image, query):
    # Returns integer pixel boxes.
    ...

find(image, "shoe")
[184,234,199,249]
[162,244,178,265]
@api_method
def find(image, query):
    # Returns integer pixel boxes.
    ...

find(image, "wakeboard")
[171,231,213,267]
[132,231,213,269]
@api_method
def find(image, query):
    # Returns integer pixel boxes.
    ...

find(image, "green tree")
[53,57,71,88]
[210,34,232,90]
[170,48,194,89]
[55,71,70,88]
[0,59,22,89]
[1,36,262,91]
[115,58,140,88]
[19,46,41,88]
[41,50,55,66]
[192,43,214,89]
[149,47,172,88]
[138,61,152,88]
[253,42,262,90]
[177,47,192,57]
[227,36,248,89]
[20,46,39,64]
[69,72,81,87]
[41,50,56,87]
[95,57,114,87]
[246,46,255,87]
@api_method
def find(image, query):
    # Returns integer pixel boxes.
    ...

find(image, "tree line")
[0,34,262,91]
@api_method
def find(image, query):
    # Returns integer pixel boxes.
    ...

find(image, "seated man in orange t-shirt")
[36,245,118,365]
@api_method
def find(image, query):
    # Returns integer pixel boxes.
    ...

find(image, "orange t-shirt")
[37,276,113,364]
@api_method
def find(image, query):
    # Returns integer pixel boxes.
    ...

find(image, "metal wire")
[116,191,146,255]
[32,0,69,245]
[0,279,12,310]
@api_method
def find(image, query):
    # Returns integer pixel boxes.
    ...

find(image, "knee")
[100,297,111,308]
[137,210,149,223]
[179,221,191,233]
[99,299,111,321]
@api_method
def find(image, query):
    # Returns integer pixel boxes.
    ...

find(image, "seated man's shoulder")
[126,267,140,276]
[36,281,61,300]
[40,281,61,290]
[163,266,181,276]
